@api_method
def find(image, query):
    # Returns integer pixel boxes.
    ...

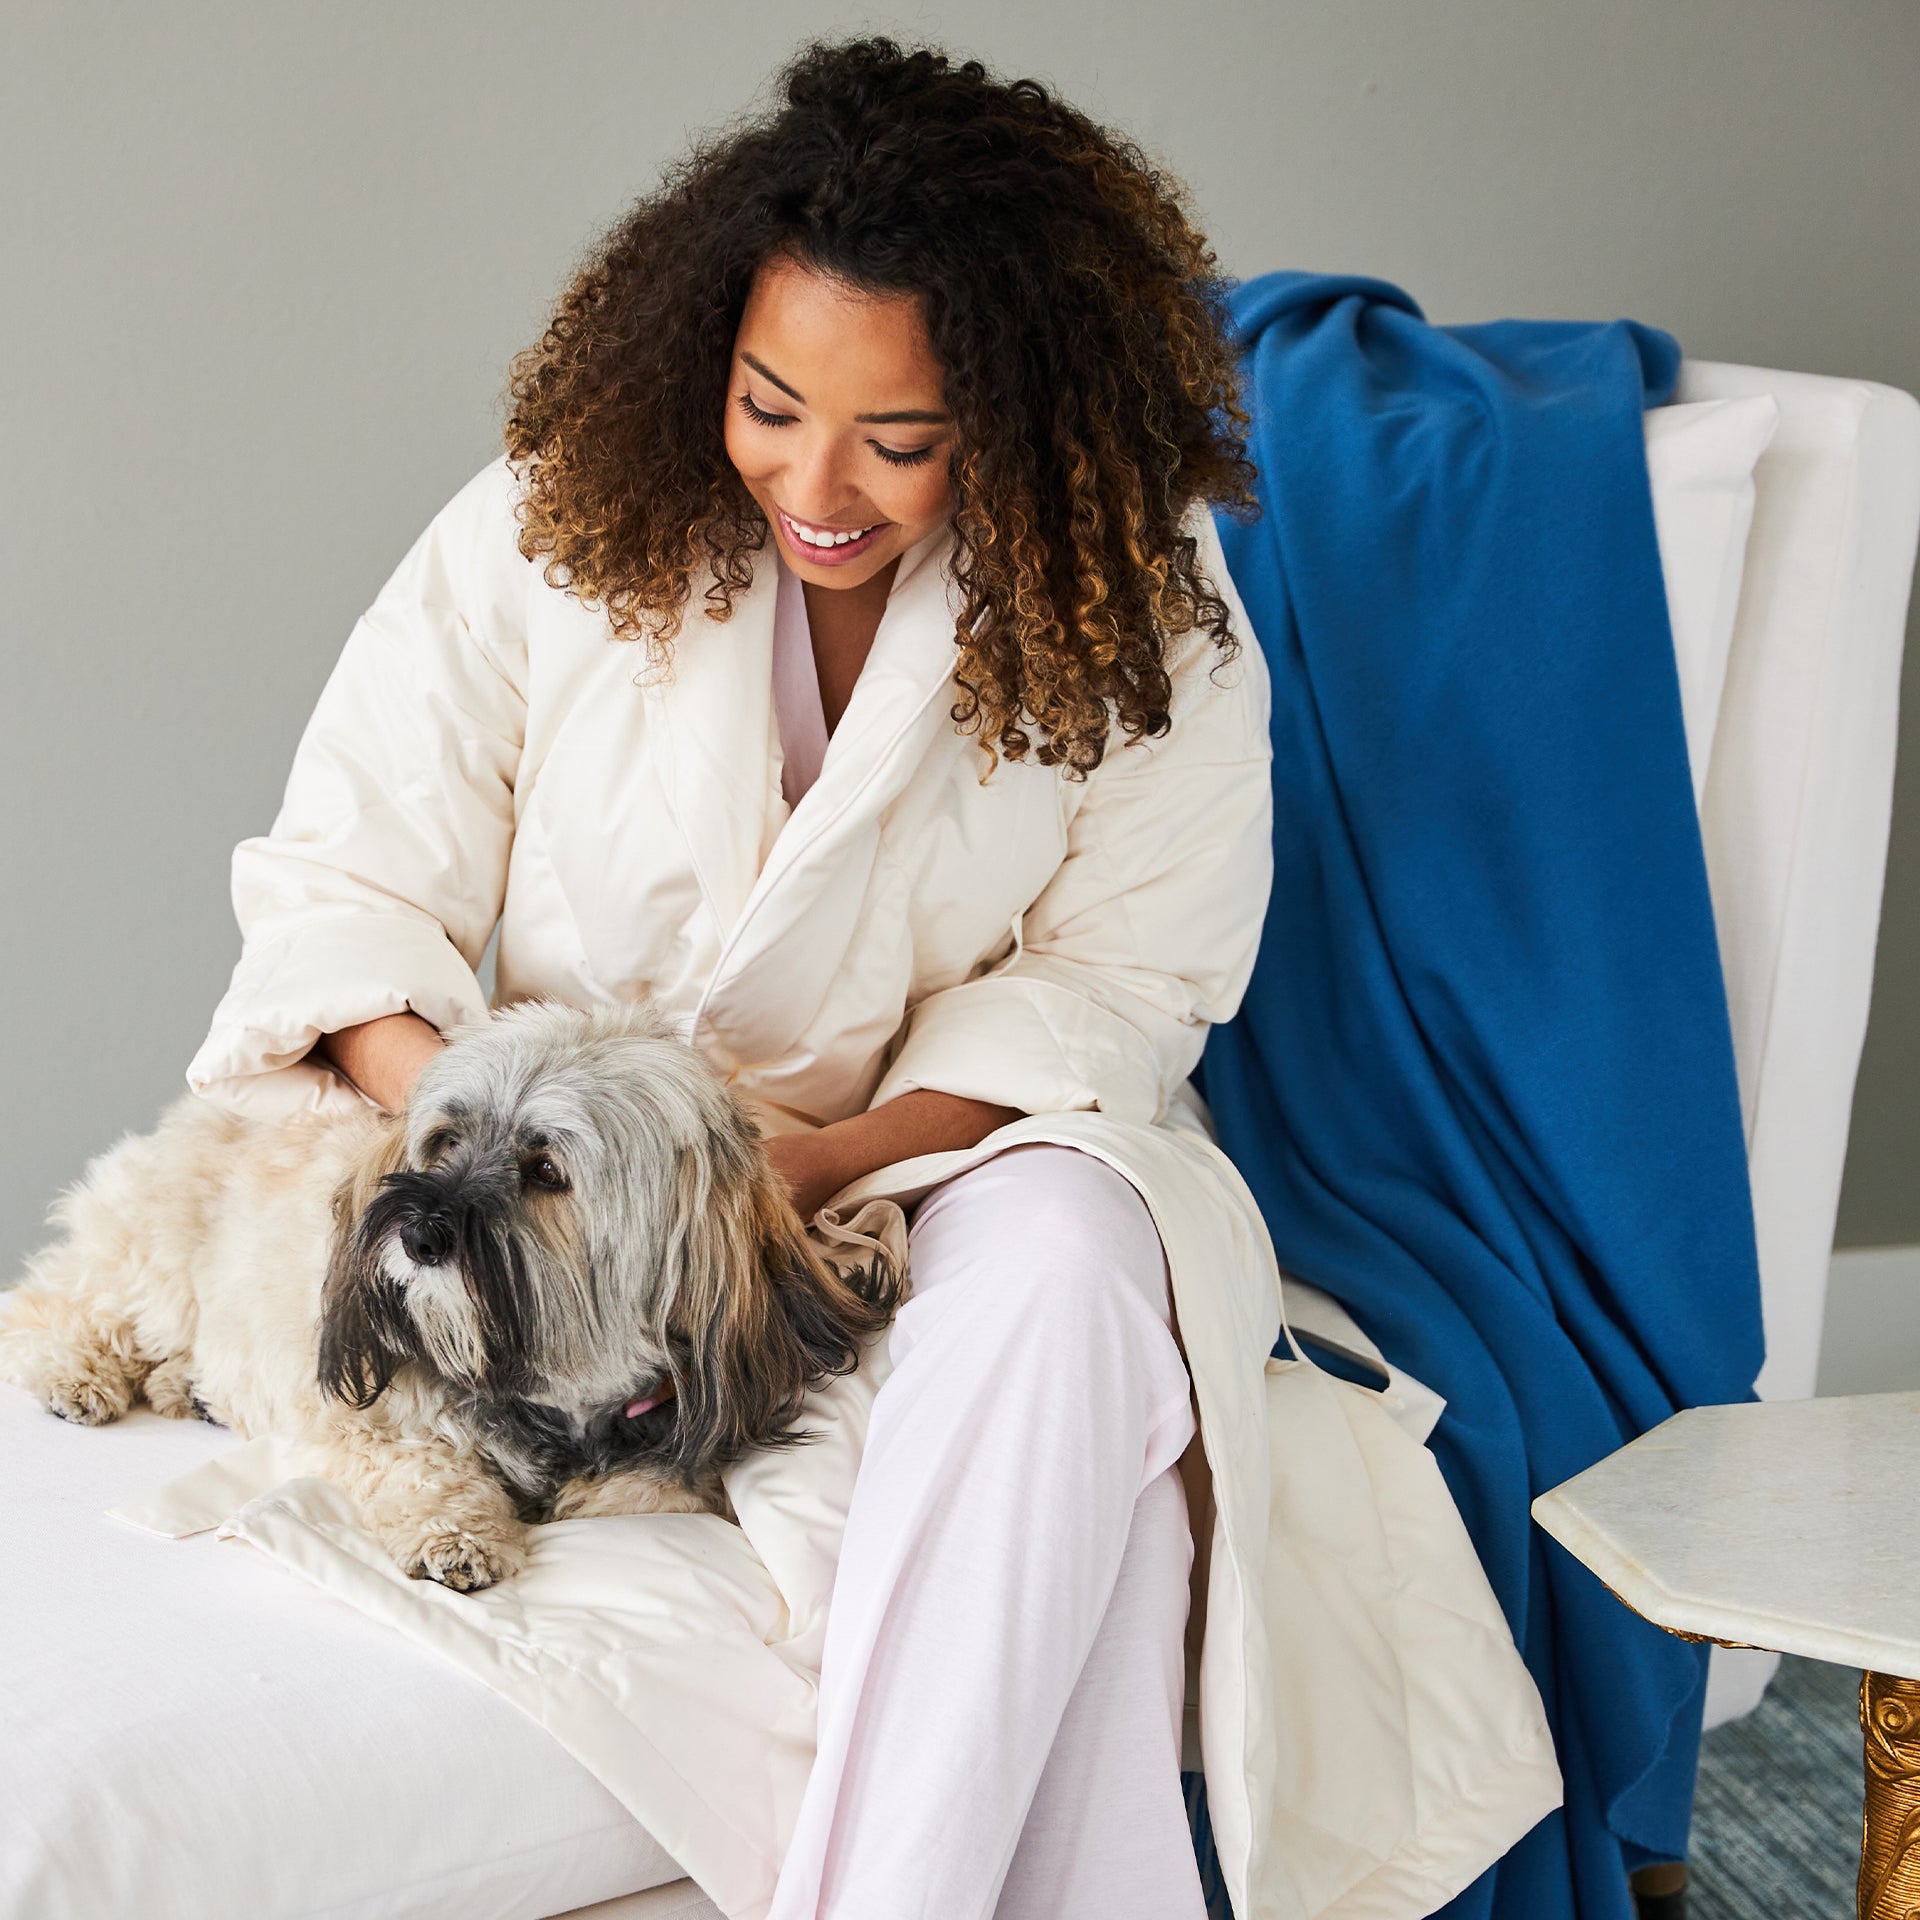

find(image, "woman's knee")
[913,1144,1167,1282]
[905,1143,1174,1332]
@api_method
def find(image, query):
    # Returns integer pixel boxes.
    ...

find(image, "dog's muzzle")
[400,1213,457,1267]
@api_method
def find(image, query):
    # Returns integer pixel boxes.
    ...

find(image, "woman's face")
[724,254,956,591]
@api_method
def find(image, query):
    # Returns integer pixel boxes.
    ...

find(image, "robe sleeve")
[184,459,532,1123]
[867,511,1274,1126]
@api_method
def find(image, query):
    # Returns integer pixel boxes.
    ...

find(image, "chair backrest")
[1676,359,1920,1401]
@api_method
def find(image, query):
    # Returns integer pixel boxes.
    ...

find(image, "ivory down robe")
[181,458,1560,1920]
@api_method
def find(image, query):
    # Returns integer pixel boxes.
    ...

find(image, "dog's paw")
[143,1356,210,1421]
[0,1330,135,1426]
[44,1371,135,1427]
[396,1524,527,1593]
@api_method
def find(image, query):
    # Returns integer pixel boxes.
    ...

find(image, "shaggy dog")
[0,999,900,1590]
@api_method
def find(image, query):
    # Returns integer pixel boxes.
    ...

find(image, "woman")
[187,38,1556,1920]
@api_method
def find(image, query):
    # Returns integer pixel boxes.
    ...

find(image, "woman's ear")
[317,1113,415,1409]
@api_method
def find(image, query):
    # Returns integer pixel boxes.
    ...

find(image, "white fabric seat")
[0,1389,690,1920]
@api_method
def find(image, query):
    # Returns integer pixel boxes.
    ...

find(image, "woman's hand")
[762,1090,1025,1222]
[314,1011,446,1114]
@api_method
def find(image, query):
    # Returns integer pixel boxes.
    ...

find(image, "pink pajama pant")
[767,1143,1207,1920]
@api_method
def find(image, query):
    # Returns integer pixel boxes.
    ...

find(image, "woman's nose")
[782,431,860,520]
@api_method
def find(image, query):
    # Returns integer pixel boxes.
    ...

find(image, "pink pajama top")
[771,554,830,807]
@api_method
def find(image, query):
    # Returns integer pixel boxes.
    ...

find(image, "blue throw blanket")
[1193,272,1765,1919]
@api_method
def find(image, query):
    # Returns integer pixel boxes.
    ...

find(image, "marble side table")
[1533,1390,1920,1920]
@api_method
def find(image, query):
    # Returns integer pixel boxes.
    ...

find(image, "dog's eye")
[524,1156,569,1192]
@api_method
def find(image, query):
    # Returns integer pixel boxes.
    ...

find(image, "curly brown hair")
[504,36,1255,776]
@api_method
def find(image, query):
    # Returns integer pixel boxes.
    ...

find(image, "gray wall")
[4,0,1916,1284]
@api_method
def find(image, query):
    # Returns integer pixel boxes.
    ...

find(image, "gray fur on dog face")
[398,998,732,1404]
[317,997,901,1510]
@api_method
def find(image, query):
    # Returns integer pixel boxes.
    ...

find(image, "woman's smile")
[772,504,890,567]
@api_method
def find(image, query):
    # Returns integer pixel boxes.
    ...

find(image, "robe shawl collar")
[659,525,966,1072]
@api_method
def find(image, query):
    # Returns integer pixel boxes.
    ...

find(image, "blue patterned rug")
[1692,1655,1864,1917]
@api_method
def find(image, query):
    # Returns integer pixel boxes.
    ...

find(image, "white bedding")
[0,1386,685,1920]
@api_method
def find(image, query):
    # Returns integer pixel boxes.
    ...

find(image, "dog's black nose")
[400,1215,455,1267]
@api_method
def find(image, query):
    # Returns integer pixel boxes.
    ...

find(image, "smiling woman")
[175,32,1558,1920]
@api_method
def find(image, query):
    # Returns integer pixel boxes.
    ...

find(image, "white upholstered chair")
[1,363,1914,1920]
[1672,360,1919,1727]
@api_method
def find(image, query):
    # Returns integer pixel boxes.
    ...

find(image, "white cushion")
[1675,361,1920,1404]
[1643,394,1780,799]
[0,1386,685,1920]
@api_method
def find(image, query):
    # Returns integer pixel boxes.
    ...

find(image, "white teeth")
[784,510,874,549]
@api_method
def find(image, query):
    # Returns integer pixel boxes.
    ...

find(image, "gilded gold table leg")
[1858,1671,1920,1918]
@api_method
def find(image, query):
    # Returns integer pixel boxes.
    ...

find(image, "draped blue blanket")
[1195,272,1765,1919]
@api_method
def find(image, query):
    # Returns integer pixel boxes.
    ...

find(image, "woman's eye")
[525,1157,569,1192]
[736,391,793,428]
[871,442,936,468]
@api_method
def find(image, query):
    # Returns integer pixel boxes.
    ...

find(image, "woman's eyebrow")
[740,353,948,426]
[742,353,805,402]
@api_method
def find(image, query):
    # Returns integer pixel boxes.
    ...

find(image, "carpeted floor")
[1690,1655,1864,1918]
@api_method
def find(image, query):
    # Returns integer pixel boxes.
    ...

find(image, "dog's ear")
[317,1113,415,1409]
[659,1147,899,1484]
[760,1199,903,1383]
